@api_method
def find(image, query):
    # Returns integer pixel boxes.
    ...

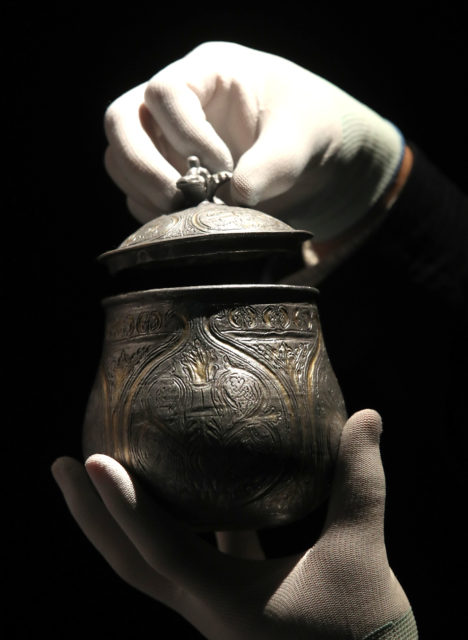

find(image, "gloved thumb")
[230,103,332,209]
[323,409,386,539]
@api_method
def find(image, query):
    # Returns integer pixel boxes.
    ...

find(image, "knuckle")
[145,71,176,105]
[103,100,121,137]
[190,41,226,56]
[104,85,146,134]
[144,77,165,103]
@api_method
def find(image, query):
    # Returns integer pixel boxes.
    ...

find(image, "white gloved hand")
[52,410,417,639]
[104,41,405,242]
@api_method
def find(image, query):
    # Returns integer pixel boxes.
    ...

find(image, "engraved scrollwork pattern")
[83,294,346,530]
[119,202,295,248]
[209,303,324,479]
[127,320,290,517]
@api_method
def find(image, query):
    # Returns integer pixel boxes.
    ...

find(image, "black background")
[14,2,467,638]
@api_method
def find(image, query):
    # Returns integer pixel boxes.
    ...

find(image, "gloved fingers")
[51,456,179,607]
[323,409,386,537]
[144,65,235,174]
[144,42,274,172]
[104,83,183,213]
[84,454,246,600]
[215,530,265,560]
[231,106,337,208]
[126,196,161,223]
[104,146,162,221]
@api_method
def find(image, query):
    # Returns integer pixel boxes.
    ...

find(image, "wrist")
[285,144,414,284]
[281,119,406,253]
[312,145,413,259]
[380,143,414,209]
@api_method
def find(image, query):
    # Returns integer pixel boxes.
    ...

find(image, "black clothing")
[317,145,468,638]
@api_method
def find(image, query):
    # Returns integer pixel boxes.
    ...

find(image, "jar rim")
[102,284,319,307]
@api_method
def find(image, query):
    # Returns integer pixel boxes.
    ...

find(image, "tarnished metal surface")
[119,202,301,246]
[84,158,346,530]
[83,285,347,530]
[99,156,311,274]
[99,201,312,274]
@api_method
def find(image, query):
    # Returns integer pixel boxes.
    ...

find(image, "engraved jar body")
[83,284,347,530]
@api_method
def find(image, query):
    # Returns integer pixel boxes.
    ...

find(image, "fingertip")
[232,139,300,206]
[50,458,65,484]
[51,457,90,502]
[325,409,386,531]
[84,452,111,466]
[337,409,384,469]
[347,409,383,437]
[85,453,122,476]
[51,456,68,474]
[230,171,261,207]
[333,410,384,478]
[51,456,80,482]
[85,455,138,508]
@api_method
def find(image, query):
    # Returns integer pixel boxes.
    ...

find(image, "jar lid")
[99,157,312,275]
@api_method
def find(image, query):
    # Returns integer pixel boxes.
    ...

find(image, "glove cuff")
[296,109,405,243]
[362,608,418,639]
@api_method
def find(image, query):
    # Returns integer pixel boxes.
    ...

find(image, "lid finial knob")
[176,156,232,206]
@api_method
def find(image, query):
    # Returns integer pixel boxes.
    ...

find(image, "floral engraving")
[84,295,346,530]
[106,310,162,341]
[262,305,290,329]
[212,303,317,334]
[228,306,258,329]
[176,339,219,385]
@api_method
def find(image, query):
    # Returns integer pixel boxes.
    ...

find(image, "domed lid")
[99,156,312,275]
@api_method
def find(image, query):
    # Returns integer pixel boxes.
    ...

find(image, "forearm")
[312,144,467,402]
[300,145,467,301]
[349,144,468,302]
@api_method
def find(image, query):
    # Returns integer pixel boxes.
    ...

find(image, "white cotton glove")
[52,410,417,639]
[104,41,405,242]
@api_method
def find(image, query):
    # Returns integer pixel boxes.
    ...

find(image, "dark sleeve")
[357,144,467,302]
[318,143,467,403]
[316,145,467,639]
